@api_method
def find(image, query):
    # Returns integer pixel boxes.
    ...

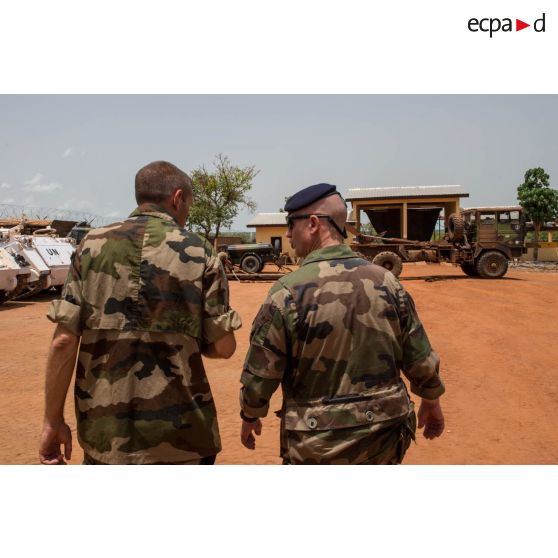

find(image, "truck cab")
[460,206,526,258]
[455,206,526,278]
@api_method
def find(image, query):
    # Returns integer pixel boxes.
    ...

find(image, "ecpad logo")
[468,13,546,37]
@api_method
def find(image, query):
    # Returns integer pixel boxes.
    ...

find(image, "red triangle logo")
[516,19,530,31]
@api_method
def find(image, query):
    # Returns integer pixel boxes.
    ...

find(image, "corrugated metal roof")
[346,185,468,200]
[246,213,288,227]
[462,206,521,211]
[248,208,354,227]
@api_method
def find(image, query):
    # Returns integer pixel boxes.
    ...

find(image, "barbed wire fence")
[0,204,110,226]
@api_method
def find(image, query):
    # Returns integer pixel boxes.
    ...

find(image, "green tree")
[517,167,558,261]
[278,196,290,212]
[187,154,258,243]
[360,222,377,236]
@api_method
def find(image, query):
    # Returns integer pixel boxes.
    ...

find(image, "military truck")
[224,243,277,273]
[351,206,526,279]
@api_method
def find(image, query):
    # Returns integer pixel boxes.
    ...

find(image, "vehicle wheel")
[448,213,465,242]
[0,291,6,305]
[475,251,508,279]
[460,262,478,277]
[372,251,403,277]
[240,254,263,273]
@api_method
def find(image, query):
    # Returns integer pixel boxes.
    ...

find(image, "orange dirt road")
[1,264,557,464]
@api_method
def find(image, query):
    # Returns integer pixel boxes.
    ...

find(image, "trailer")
[223,243,278,273]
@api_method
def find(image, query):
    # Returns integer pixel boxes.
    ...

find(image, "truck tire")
[448,213,465,242]
[240,254,263,273]
[372,251,403,277]
[460,262,478,277]
[0,291,6,305]
[475,251,508,279]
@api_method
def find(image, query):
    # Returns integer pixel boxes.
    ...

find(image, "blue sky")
[0,95,556,229]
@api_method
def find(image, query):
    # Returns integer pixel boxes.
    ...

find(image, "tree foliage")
[360,222,377,235]
[278,196,290,212]
[517,167,558,261]
[187,154,258,243]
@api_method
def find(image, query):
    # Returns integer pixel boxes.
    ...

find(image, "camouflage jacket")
[48,204,241,464]
[240,244,444,464]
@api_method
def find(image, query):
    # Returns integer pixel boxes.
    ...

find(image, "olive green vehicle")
[351,206,527,279]
[224,243,277,273]
[67,221,93,245]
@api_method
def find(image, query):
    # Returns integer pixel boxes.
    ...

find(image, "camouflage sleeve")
[46,246,83,336]
[395,281,445,400]
[201,247,242,344]
[240,287,291,419]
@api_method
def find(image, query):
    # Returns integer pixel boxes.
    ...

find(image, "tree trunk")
[533,223,540,262]
[214,223,221,249]
[201,226,211,243]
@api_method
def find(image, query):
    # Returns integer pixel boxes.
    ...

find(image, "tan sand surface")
[1,263,557,464]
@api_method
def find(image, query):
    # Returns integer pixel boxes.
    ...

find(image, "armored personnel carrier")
[0,225,75,300]
[0,246,31,304]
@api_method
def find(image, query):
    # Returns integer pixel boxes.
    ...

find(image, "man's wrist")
[43,416,65,428]
[420,397,440,406]
[240,410,258,423]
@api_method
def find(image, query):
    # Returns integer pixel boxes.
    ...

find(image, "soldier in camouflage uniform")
[39,161,241,465]
[240,183,445,464]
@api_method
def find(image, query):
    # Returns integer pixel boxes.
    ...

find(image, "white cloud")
[24,183,62,192]
[74,200,93,210]
[23,195,35,205]
[106,211,121,218]
[2,197,15,204]
[1,182,12,190]
[62,147,73,158]
[23,173,62,193]
[59,198,94,212]
[25,173,43,186]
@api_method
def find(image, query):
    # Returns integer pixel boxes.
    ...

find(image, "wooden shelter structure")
[346,185,469,241]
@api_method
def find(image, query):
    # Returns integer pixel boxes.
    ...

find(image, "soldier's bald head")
[135,161,193,205]
[301,194,348,240]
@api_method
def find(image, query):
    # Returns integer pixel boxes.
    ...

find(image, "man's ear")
[309,215,321,232]
[171,188,182,209]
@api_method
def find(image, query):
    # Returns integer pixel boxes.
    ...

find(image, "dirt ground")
[1,263,557,465]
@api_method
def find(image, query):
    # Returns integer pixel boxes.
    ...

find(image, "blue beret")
[284,183,341,213]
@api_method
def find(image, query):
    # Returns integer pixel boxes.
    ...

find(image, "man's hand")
[202,332,236,359]
[417,398,445,439]
[39,422,72,464]
[241,418,262,450]
[41,324,79,463]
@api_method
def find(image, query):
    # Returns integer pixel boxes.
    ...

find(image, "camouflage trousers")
[281,411,417,465]
[83,453,217,465]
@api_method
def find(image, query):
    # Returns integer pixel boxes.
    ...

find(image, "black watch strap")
[240,410,258,423]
